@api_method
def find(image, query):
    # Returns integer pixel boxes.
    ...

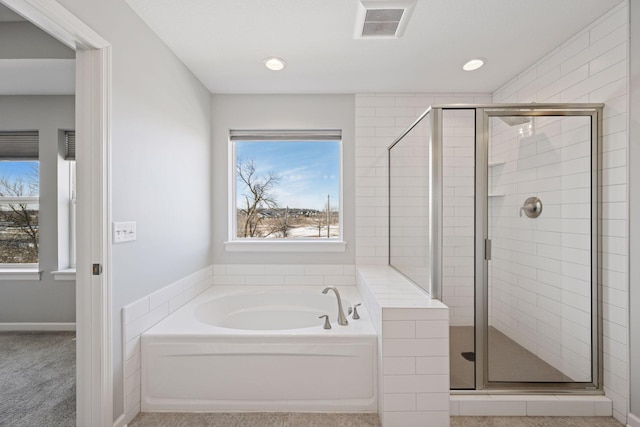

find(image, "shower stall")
[389,104,602,391]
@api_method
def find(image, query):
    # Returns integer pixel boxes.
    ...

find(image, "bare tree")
[268,206,292,238]
[0,165,39,263]
[236,158,280,237]
[313,208,324,237]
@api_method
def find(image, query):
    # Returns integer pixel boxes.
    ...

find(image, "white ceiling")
[126,0,623,94]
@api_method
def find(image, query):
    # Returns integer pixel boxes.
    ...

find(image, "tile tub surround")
[121,265,214,426]
[357,266,450,427]
[212,264,356,287]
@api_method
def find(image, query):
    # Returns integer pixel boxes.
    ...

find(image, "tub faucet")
[322,286,348,326]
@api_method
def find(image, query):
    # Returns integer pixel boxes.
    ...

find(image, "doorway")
[475,107,601,390]
[1,0,112,424]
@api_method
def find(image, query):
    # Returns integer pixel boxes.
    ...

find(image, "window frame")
[52,149,76,281]
[226,130,346,252]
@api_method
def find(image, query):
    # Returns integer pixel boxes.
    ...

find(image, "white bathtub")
[141,286,377,412]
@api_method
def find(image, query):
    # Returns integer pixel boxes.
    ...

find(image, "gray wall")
[0,95,75,323]
[212,94,356,265]
[0,21,74,59]
[55,0,214,420]
[629,0,640,420]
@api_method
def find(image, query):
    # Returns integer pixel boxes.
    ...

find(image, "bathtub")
[141,286,377,412]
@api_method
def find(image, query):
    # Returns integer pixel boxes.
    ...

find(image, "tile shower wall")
[491,2,628,422]
[389,114,431,291]
[441,110,476,326]
[487,115,593,382]
[355,93,491,268]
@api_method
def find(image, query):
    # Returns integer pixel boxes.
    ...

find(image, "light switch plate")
[113,221,136,243]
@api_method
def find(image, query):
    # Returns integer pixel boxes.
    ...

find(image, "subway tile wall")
[389,114,431,293]
[441,109,476,326]
[355,93,492,268]
[491,3,629,422]
[357,266,450,427]
[212,264,356,287]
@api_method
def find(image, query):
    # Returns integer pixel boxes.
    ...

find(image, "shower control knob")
[520,197,542,218]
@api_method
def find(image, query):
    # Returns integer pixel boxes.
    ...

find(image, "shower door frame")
[473,104,603,392]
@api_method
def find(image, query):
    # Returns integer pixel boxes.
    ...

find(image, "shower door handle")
[485,239,491,261]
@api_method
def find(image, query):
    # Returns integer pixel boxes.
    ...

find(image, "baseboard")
[112,412,126,427]
[0,322,76,331]
[628,412,640,427]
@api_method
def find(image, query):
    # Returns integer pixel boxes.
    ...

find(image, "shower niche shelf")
[488,160,505,167]
[488,193,505,197]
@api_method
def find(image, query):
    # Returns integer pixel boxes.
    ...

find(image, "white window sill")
[0,268,42,281]
[225,240,347,252]
[51,268,76,281]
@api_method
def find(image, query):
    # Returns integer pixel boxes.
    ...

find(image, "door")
[480,109,600,388]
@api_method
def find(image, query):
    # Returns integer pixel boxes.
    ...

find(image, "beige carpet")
[451,326,573,389]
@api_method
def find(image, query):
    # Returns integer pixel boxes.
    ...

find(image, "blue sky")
[236,141,339,211]
[0,161,39,194]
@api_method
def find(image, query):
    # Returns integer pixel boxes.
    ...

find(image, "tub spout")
[321,286,348,326]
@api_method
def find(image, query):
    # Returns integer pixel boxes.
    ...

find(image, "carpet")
[0,331,76,427]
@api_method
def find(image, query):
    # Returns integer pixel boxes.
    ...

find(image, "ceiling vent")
[355,0,416,39]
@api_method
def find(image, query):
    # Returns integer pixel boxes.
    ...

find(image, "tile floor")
[129,413,624,427]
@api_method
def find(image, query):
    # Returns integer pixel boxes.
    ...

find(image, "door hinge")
[485,239,491,261]
[92,264,102,275]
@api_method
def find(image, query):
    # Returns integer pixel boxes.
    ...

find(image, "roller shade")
[230,129,342,141]
[65,131,75,160]
[0,131,39,160]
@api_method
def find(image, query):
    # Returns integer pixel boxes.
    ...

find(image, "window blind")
[230,129,342,141]
[65,131,75,160]
[0,131,39,160]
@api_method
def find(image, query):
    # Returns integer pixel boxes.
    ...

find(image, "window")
[65,131,76,269]
[0,131,39,269]
[52,130,76,280]
[227,130,345,252]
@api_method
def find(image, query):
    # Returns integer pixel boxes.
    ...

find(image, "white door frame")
[1,1,112,426]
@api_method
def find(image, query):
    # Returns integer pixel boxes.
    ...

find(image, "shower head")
[499,116,531,126]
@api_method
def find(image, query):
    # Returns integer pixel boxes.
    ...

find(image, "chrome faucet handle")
[348,307,353,316]
[319,315,331,329]
[352,303,361,320]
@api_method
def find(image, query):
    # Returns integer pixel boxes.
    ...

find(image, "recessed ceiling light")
[264,57,286,71]
[463,57,486,71]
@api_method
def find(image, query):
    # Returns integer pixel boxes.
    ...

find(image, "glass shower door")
[484,112,596,385]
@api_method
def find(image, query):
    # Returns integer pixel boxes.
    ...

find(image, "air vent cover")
[355,1,416,39]
[362,9,403,36]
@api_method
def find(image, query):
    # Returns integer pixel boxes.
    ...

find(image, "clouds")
[236,140,339,210]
